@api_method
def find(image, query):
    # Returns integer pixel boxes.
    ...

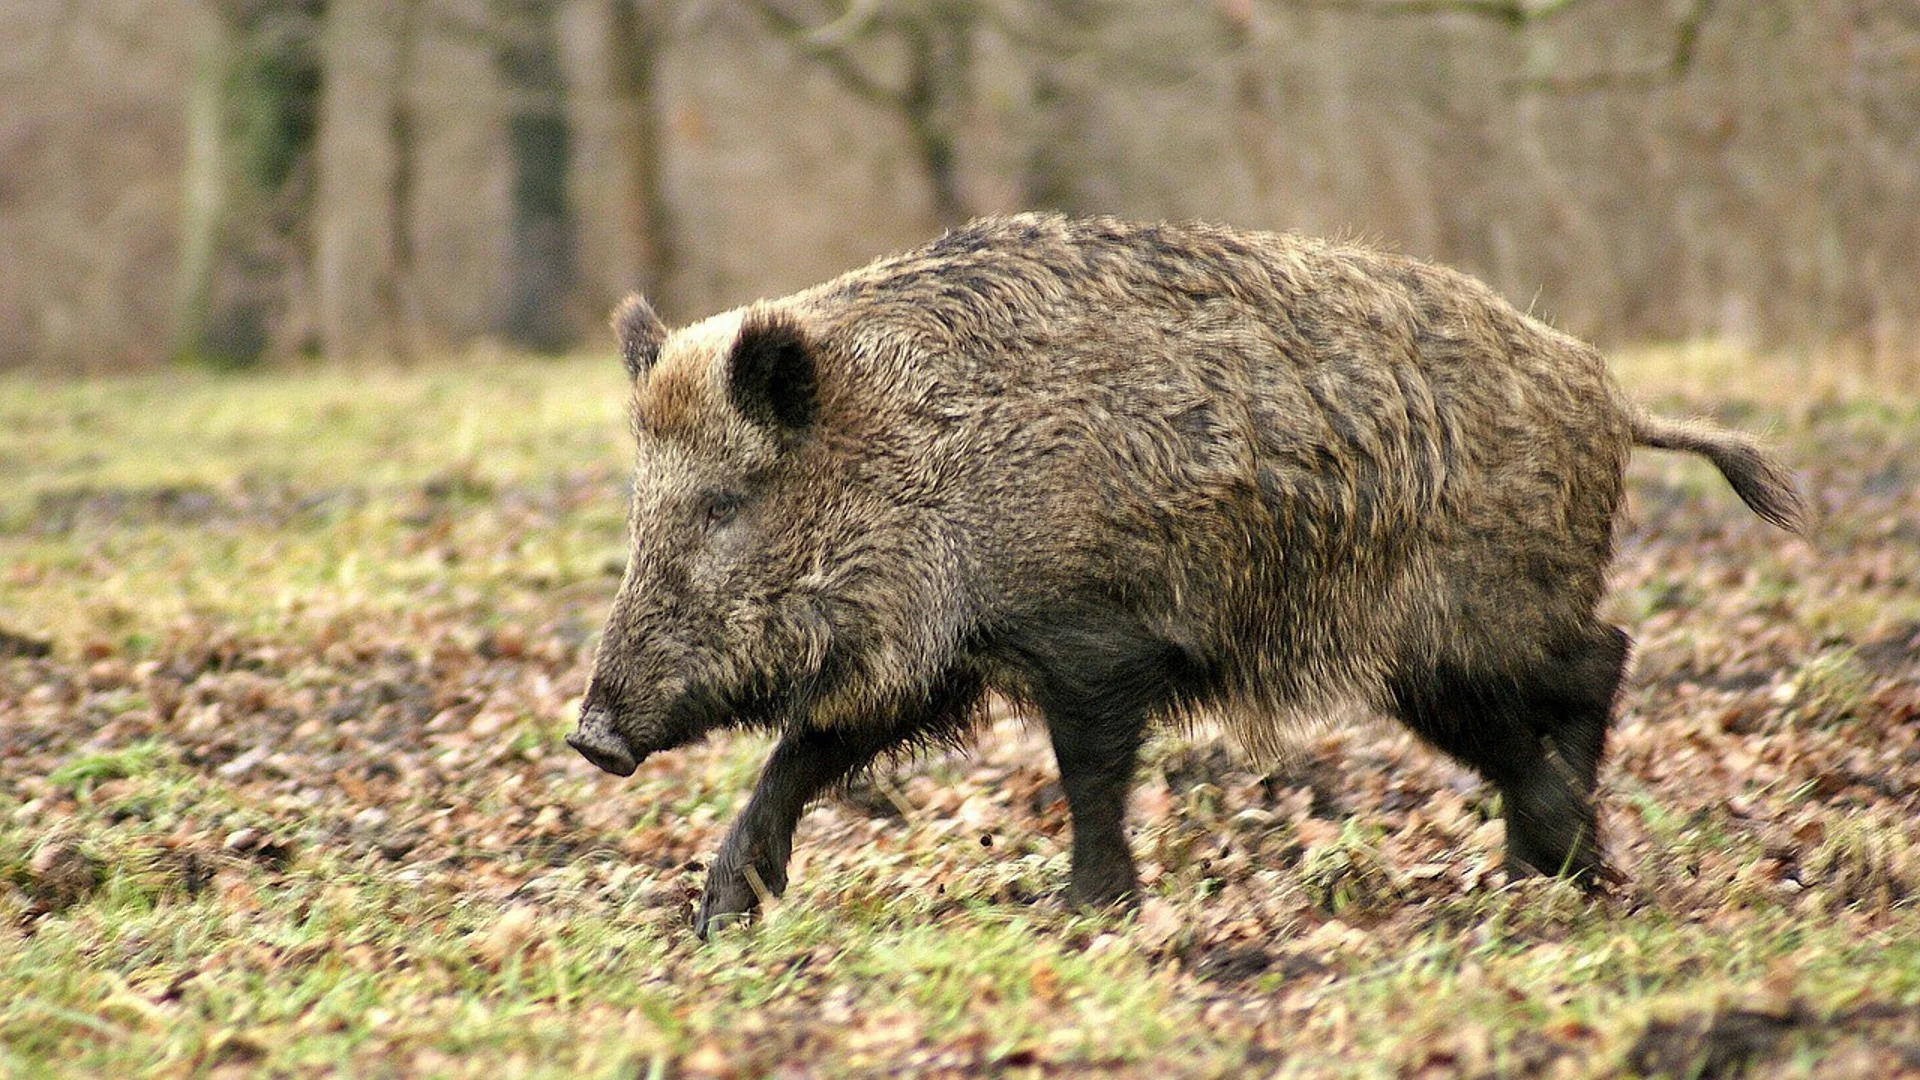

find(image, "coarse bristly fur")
[564,212,1809,937]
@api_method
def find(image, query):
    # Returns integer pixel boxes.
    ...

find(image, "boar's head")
[567,294,969,776]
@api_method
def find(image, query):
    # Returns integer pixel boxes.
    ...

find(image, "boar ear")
[612,294,667,380]
[727,312,818,432]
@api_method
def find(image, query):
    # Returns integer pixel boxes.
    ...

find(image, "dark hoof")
[1504,851,1608,890]
[693,902,752,941]
[1068,868,1140,912]
[694,861,781,940]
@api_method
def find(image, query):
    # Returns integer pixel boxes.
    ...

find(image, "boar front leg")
[1017,613,1190,909]
[1044,700,1150,907]
[696,725,899,938]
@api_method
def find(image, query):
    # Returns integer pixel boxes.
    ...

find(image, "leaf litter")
[0,358,1917,1077]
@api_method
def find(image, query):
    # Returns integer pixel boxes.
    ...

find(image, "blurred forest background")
[5,0,1918,373]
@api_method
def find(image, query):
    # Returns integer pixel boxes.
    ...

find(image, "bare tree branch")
[750,0,901,108]
[973,0,1114,55]
[796,0,883,48]
[1276,0,1717,94]
[1278,0,1581,27]
[1504,0,1718,95]
[746,0,976,223]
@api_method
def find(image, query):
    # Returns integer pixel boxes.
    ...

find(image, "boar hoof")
[693,895,751,940]
[695,852,788,940]
[1068,865,1139,912]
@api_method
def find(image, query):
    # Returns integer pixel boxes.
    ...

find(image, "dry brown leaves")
[2,399,1918,1076]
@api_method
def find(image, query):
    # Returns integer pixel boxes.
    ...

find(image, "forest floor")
[1,345,1917,1078]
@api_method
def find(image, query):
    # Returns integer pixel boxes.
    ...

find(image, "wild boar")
[565,213,1806,936]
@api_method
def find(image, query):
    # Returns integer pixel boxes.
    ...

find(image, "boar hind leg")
[1505,626,1628,882]
[1537,626,1629,800]
[697,725,900,938]
[1391,625,1628,884]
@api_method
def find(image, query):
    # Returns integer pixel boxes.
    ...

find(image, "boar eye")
[699,493,744,534]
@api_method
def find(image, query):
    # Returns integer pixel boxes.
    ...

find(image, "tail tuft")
[1631,412,1809,534]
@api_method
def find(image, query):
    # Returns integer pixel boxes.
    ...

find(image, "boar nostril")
[567,707,638,777]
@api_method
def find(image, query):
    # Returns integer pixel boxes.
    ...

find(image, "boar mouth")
[567,680,803,777]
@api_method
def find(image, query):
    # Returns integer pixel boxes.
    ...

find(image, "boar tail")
[1631,411,1809,534]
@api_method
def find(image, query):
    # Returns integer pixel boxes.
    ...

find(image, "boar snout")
[567,706,638,776]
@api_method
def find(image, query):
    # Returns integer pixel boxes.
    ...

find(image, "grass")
[2,344,1919,1077]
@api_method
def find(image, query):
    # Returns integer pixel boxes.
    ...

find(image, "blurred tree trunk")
[1019,66,1084,211]
[1018,2,1112,214]
[608,0,673,302]
[494,0,577,351]
[314,0,377,360]
[173,0,326,366]
[378,0,424,362]
[560,0,674,319]
[314,0,403,360]
[174,8,231,365]
[897,3,973,225]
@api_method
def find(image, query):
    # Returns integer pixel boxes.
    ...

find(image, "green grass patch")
[3,349,1918,1076]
